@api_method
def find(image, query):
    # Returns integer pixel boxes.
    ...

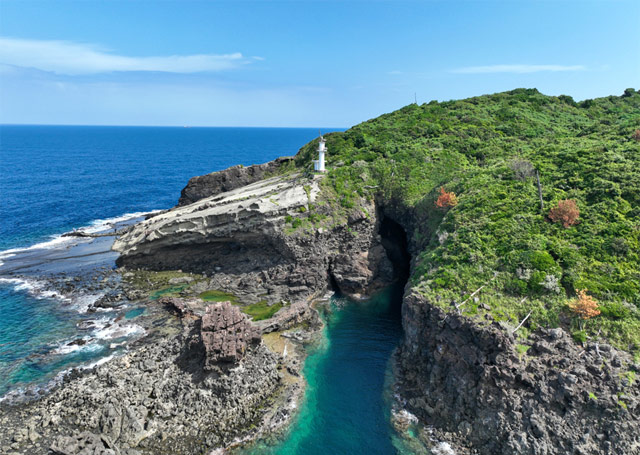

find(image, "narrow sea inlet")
[238,284,414,455]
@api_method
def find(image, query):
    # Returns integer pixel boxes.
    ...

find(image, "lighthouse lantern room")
[313,134,326,172]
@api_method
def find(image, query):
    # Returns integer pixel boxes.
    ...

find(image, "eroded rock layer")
[114,174,395,301]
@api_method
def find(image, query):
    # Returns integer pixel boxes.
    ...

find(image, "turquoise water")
[124,307,145,319]
[239,285,412,455]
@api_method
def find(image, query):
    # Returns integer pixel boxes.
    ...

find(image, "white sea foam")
[432,442,457,455]
[0,351,118,404]
[0,277,106,313]
[0,209,162,261]
[82,210,162,234]
[94,322,145,340]
[72,293,103,312]
[84,354,115,370]
[52,339,103,356]
[0,277,70,302]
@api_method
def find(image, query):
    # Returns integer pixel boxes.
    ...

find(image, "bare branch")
[511,309,532,334]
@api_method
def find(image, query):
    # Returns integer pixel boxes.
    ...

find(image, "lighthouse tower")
[313,134,326,172]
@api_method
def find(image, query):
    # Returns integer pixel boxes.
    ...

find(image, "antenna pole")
[414,92,417,104]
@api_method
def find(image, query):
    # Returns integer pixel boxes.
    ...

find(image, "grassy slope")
[293,88,640,352]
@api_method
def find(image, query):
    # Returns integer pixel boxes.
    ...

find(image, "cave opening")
[379,214,411,283]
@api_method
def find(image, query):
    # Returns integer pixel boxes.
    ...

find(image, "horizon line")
[0,123,349,129]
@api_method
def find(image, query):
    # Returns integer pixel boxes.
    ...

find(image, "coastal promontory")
[1,88,639,455]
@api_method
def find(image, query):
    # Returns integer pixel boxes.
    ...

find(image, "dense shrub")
[290,89,640,352]
[548,200,579,228]
[569,289,600,320]
[435,187,458,209]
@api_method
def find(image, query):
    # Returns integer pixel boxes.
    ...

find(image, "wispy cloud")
[451,64,586,74]
[0,37,254,75]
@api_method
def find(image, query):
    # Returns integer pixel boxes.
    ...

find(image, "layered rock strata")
[113,174,395,302]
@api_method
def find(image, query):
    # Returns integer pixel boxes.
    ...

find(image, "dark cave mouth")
[379,215,411,283]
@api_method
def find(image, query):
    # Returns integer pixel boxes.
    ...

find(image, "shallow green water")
[238,285,418,455]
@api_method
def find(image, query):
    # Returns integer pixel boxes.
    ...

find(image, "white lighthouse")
[313,134,326,172]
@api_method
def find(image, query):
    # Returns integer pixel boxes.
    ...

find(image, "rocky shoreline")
[0,281,319,455]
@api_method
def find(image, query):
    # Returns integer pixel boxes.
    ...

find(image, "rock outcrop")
[397,290,640,455]
[0,311,295,455]
[178,156,293,206]
[113,173,395,302]
[201,302,261,368]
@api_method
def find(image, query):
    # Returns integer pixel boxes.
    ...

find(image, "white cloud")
[0,37,253,75]
[451,64,586,74]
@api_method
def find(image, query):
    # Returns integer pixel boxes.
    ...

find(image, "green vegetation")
[241,300,284,321]
[199,290,239,304]
[292,88,640,353]
[199,291,283,320]
[123,270,206,300]
[623,370,636,386]
[516,343,531,359]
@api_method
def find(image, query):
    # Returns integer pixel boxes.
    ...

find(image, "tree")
[509,158,535,181]
[568,289,600,330]
[632,129,640,142]
[548,199,579,228]
[435,187,458,209]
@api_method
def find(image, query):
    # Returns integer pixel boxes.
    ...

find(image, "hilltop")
[293,88,640,353]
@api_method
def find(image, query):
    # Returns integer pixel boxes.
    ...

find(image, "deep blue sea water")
[0,125,321,251]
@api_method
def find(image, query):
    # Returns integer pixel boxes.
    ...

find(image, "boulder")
[201,302,261,368]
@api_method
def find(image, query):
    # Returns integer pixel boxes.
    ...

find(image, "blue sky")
[0,0,638,127]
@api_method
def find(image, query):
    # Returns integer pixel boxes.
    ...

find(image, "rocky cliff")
[0,301,300,455]
[397,289,640,454]
[178,156,293,206]
[116,159,640,454]
[114,172,395,303]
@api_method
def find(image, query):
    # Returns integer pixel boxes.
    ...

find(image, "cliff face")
[114,173,395,304]
[177,156,293,206]
[398,289,640,454]
[115,132,640,454]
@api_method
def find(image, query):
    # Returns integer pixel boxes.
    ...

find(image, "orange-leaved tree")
[435,187,458,209]
[633,129,640,142]
[548,199,579,228]
[569,289,600,330]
